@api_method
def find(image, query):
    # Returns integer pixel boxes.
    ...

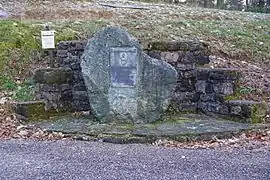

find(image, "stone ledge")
[57,40,87,50]
[197,68,241,81]
[12,101,48,121]
[146,41,210,52]
[34,68,73,85]
[198,102,229,115]
[29,114,269,144]
[148,51,210,65]
[226,100,268,123]
[12,101,72,122]
[36,84,71,92]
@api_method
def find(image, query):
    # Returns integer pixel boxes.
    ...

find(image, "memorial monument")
[80,27,177,124]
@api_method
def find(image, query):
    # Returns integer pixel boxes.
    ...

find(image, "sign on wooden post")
[41,25,55,67]
[41,30,55,49]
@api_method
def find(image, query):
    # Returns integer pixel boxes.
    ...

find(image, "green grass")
[106,17,269,61]
[0,76,17,91]
[130,19,270,60]
[0,76,35,101]
[171,19,270,60]
[0,21,39,76]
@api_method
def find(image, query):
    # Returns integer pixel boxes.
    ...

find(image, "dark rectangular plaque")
[110,47,137,88]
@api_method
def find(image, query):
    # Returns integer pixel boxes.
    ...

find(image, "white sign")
[41,31,55,49]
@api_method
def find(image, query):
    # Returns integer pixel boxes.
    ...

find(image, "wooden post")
[44,25,54,68]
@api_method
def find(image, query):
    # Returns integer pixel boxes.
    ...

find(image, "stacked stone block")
[146,41,267,122]
[34,68,73,111]
[196,68,240,115]
[56,41,90,111]
[226,100,267,123]
[146,41,210,112]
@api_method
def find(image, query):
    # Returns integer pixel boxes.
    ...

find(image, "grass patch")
[163,19,270,60]
[110,17,269,61]
[0,21,39,77]
[0,76,35,101]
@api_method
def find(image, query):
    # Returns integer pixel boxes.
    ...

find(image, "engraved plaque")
[110,47,137,87]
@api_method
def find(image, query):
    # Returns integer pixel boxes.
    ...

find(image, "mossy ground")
[29,113,266,143]
[250,102,268,123]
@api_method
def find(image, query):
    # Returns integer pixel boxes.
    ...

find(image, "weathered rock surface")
[12,101,48,121]
[226,100,268,123]
[81,27,177,124]
[34,68,73,111]
[34,68,73,85]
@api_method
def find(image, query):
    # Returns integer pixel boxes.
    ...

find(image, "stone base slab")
[29,114,269,144]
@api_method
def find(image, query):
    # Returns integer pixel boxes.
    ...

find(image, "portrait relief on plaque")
[110,47,137,88]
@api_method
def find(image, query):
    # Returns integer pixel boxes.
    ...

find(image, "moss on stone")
[96,134,154,144]
[223,81,242,101]
[136,123,157,129]
[27,102,48,119]
[34,68,73,85]
[147,41,203,52]
[13,101,72,122]
[154,115,192,125]
[218,114,246,123]
[113,124,135,131]
[250,102,267,124]
[28,109,70,122]
[224,93,241,101]
[148,42,168,51]
[164,104,197,117]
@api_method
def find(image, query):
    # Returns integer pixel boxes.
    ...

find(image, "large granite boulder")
[81,27,177,124]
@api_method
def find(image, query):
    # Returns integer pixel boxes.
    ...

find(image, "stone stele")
[81,27,177,124]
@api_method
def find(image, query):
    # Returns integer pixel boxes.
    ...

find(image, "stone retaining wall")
[56,41,89,111]
[146,41,210,113]
[146,42,239,115]
[33,40,267,122]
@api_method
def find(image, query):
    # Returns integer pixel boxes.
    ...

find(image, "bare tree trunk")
[203,0,207,7]
[258,0,265,7]
[246,0,249,9]
[217,0,224,8]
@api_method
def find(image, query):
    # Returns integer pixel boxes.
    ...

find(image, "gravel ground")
[0,139,270,180]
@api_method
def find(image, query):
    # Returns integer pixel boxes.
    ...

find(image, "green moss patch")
[250,102,268,123]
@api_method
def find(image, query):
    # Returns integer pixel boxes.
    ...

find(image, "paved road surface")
[0,139,270,180]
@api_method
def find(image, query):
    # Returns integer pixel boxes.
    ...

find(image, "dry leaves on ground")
[153,129,270,151]
[0,104,68,140]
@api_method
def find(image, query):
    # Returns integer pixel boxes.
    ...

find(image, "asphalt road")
[0,140,270,180]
